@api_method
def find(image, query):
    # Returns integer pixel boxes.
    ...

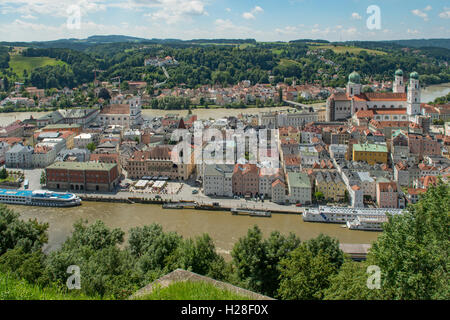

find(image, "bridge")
[283,100,311,108]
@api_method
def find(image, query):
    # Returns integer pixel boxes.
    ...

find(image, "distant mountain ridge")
[2,35,449,49]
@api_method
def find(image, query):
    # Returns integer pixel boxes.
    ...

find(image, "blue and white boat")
[0,189,81,207]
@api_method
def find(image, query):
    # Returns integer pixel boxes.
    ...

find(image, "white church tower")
[346,71,361,97]
[407,72,421,116]
[129,96,143,126]
[393,69,405,93]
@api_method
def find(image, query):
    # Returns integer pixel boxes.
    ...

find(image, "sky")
[0,0,449,42]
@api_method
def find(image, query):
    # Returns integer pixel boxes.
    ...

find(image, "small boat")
[231,208,272,217]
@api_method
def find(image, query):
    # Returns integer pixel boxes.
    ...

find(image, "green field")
[8,54,66,78]
[308,44,386,55]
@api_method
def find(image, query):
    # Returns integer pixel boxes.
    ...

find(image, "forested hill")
[0,36,449,90]
[388,38,450,50]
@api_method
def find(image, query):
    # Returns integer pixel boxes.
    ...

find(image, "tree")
[98,88,111,100]
[166,233,226,279]
[314,191,324,202]
[366,180,449,299]
[231,225,300,297]
[40,171,46,185]
[44,220,133,298]
[324,260,382,300]
[86,142,96,152]
[0,168,7,180]
[262,231,301,297]
[128,224,182,273]
[278,243,335,300]
[231,225,266,292]
[0,246,48,285]
[120,81,129,92]
[305,234,344,271]
[0,204,48,255]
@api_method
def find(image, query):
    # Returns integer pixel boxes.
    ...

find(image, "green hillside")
[8,54,66,79]
[308,44,387,55]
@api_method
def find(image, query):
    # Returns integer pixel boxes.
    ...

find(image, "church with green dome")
[326,69,422,123]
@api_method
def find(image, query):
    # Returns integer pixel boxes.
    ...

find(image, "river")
[9,202,380,258]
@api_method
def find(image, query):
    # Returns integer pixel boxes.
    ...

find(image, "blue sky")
[0,0,449,42]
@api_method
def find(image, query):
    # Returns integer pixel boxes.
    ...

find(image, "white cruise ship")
[302,206,403,227]
[0,189,81,207]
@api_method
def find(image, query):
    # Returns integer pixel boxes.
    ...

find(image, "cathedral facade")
[326,70,421,122]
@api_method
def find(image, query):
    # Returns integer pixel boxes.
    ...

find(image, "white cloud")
[351,12,362,20]
[143,0,208,24]
[439,8,450,19]
[242,12,255,20]
[242,5,263,20]
[225,8,231,12]
[20,14,37,20]
[0,0,107,17]
[424,5,432,11]
[407,28,420,34]
[275,25,299,35]
[411,8,429,21]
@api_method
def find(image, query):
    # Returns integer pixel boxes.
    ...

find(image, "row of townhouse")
[202,163,312,204]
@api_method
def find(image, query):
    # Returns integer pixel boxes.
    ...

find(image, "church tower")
[393,69,405,93]
[129,96,143,126]
[346,71,361,97]
[407,72,421,116]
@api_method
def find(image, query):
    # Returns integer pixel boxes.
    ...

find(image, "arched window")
[373,105,377,109]
[390,105,394,108]
[382,105,386,108]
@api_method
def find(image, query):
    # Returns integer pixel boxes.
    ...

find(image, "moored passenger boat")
[0,189,81,207]
[302,206,403,224]
[346,215,388,231]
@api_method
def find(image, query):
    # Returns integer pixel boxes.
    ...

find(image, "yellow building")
[315,171,346,202]
[352,143,388,165]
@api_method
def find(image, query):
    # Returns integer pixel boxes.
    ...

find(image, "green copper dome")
[348,71,361,84]
[395,69,403,76]
[410,71,419,80]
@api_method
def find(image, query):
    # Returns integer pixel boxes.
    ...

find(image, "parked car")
[296,203,302,207]
[192,189,199,194]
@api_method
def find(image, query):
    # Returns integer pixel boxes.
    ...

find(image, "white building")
[329,144,348,160]
[299,146,319,166]
[259,168,284,199]
[286,172,312,204]
[97,97,143,128]
[74,133,94,149]
[32,144,57,168]
[203,164,234,197]
[5,144,34,168]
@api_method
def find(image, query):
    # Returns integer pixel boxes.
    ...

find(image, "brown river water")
[9,202,380,257]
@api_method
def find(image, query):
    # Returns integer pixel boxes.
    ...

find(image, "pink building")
[376,181,398,208]
[232,164,259,197]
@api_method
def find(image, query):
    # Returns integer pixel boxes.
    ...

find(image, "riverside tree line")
[0,180,448,300]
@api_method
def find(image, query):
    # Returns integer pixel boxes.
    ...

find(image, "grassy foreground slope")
[0,272,99,300]
[136,281,250,300]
